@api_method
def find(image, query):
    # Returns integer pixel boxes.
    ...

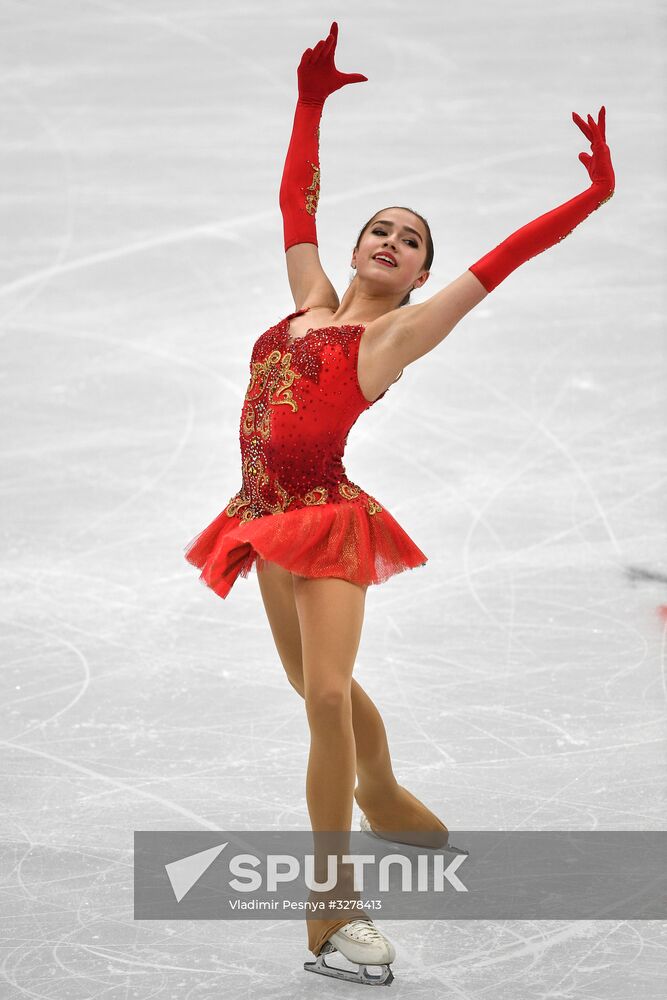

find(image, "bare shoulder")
[358,271,488,401]
[365,270,488,369]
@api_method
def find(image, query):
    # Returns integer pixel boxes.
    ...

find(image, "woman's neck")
[331,289,403,326]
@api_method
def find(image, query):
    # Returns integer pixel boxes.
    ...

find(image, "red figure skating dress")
[183,306,428,598]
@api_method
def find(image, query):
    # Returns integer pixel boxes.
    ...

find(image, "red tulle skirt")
[184,501,428,599]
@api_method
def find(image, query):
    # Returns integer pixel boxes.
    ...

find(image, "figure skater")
[184,20,615,987]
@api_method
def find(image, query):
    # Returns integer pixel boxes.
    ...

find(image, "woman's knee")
[304,685,352,723]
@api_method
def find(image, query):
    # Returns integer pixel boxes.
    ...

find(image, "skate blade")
[304,950,394,986]
[361,819,469,855]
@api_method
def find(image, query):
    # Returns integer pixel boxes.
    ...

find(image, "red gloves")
[279,25,615,286]
[296,20,368,106]
[469,107,615,292]
[279,22,368,251]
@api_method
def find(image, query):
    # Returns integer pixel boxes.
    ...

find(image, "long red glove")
[279,21,368,251]
[469,106,615,292]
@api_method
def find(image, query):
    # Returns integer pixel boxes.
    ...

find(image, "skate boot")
[304,917,396,985]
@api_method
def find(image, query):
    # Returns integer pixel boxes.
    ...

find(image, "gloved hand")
[280,22,368,250]
[297,21,368,107]
[572,105,615,196]
[469,105,616,292]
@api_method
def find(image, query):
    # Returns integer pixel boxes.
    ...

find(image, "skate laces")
[341,918,384,943]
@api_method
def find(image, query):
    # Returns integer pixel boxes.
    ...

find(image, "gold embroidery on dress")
[225,493,253,519]
[303,486,328,505]
[255,406,271,441]
[227,482,384,520]
[246,351,301,408]
[245,350,280,400]
[241,405,256,438]
[242,351,301,444]
[272,355,301,411]
[242,451,270,509]
[235,330,387,522]
[275,478,297,513]
[338,482,361,500]
[238,449,299,516]
[239,345,306,514]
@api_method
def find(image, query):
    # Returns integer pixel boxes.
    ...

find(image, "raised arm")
[279,21,367,311]
[377,106,615,369]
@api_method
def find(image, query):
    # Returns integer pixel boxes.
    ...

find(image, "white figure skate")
[304,917,396,986]
[359,810,469,856]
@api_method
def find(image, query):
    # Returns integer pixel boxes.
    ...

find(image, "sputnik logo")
[164,842,469,901]
[165,842,228,902]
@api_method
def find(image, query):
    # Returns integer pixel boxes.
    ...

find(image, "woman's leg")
[257,560,398,796]
[291,573,363,832]
[290,571,373,954]
[256,560,447,835]
[257,560,447,955]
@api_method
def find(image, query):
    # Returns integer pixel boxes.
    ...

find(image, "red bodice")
[227,307,387,521]
[184,307,427,599]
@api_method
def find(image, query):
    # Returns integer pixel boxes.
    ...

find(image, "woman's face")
[351,208,430,297]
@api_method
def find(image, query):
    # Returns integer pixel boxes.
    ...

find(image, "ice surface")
[1,1,665,997]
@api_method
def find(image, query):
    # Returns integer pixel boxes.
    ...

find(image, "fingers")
[588,111,607,145]
[572,111,592,141]
[587,113,601,142]
[317,20,338,61]
[326,20,338,52]
[302,19,339,65]
[573,106,607,145]
[572,105,607,144]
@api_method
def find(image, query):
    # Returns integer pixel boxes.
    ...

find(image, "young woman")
[184,21,615,986]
